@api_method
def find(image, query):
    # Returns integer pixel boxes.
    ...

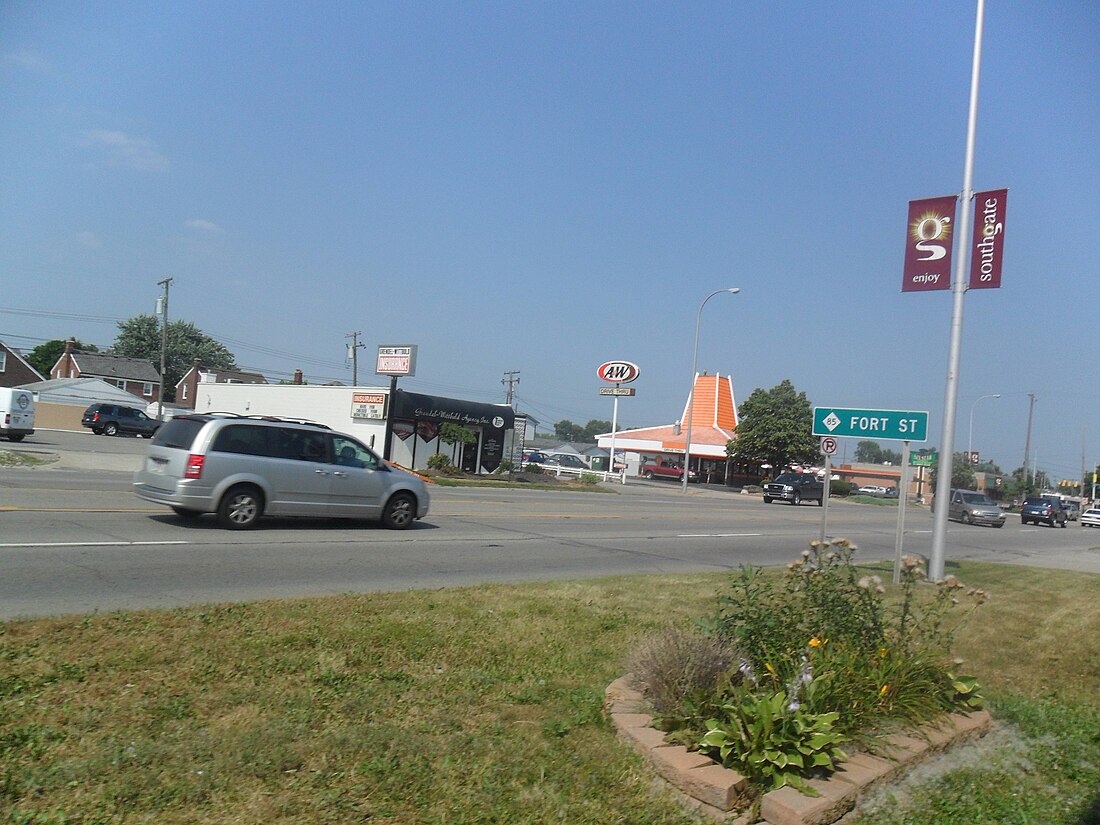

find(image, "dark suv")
[82,403,161,438]
[763,473,824,506]
[1020,496,1068,528]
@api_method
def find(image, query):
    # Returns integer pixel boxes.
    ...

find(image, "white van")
[0,387,36,442]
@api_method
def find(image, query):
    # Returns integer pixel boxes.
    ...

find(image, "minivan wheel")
[104,422,119,436]
[217,485,263,529]
[381,492,416,530]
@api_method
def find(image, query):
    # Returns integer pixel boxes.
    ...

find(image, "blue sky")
[2,2,1098,484]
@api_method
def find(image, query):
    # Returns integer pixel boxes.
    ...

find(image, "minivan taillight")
[184,454,205,479]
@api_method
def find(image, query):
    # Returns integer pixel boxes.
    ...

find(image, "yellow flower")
[880,684,889,696]
[879,647,889,658]
[809,637,822,648]
[765,662,776,675]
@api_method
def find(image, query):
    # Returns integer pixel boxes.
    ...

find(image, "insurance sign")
[813,407,929,442]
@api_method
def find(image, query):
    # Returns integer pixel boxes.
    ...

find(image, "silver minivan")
[133,414,430,529]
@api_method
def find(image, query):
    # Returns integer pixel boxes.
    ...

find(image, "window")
[0,351,6,372]
[212,424,273,457]
[116,380,126,389]
[143,382,153,397]
[181,385,188,401]
[332,436,378,470]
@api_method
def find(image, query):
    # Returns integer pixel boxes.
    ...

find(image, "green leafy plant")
[700,686,848,794]
[578,472,601,485]
[426,453,453,471]
[946,672,984,710]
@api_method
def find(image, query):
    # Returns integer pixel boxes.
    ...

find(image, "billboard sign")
[376,345,417,376]
[968,188,1008,289]
[902,195,957,292]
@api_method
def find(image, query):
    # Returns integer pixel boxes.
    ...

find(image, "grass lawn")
[2,561,1098,824]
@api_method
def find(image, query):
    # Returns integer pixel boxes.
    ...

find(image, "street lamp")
[682,288,740,493]
[967,393,1001,459]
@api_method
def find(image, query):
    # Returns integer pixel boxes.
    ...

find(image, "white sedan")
[1081,508,1100,528]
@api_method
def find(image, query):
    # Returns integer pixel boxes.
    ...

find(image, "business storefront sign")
[376,345,418,376]
[902,195,957,292]
[350,392,387,420]
[968,189,1008,290]
[390,390,516,473]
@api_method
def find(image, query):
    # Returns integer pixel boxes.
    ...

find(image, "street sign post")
[820,436,838,456]
[813,407,929,442]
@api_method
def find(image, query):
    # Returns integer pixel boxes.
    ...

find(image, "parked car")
[1062,501,1080,521]
[82,403,161,438]
[857,485,889,497]
[1020,495,1068,528]
[132,413,429,529]
[521,450,548,465]
[883,487,899,499]
[946,489,1006,528]
[543,453,589,470]
[1080,508,1100,528]
[763,473,824,506]
[640,458,697,482]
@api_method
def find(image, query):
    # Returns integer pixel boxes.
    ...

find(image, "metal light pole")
[682,288,740,493]
[967,393,1001,457]
[929,0,986,582]
[156,276,172,420]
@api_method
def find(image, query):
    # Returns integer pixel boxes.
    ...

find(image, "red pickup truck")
[641,458,698,482]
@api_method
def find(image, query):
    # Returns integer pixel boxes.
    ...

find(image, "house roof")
[0,340,45,381]
[18,377,146,406]
[71,352,161,383]
[596,373,738,459]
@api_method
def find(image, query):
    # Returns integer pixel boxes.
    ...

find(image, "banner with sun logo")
[902,195,958,292]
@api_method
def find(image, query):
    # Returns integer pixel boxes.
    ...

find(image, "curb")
[605,675,992,824]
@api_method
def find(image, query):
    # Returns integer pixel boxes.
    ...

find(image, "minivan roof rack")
[193,411,331,429]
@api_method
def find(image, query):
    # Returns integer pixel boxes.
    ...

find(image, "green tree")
[26,338,99,377]
[726,379,817,473]
[855,440,883,463]
[582,419,613,441]
[112,315,237,401]
[554,420,586,442]
[439,422,476,465]
[930,452,977,491]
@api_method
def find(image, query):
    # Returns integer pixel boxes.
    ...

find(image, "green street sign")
[812,407,929,442]
[910,450,937,467]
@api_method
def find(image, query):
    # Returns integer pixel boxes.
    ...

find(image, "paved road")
[2,430,1098,620]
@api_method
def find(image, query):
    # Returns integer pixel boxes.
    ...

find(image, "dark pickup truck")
[763,473,824,506]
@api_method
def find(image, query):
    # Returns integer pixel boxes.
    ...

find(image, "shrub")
[524,463,544,475]
[829,479,856,497]
[578,472,601,485]
[426,453,452,471]
[626,626,741,716]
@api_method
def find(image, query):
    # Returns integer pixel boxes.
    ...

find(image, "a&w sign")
[597,360,640,383]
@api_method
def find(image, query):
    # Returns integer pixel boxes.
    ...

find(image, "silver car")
[947,489,1006,528]
[133,414,429,529]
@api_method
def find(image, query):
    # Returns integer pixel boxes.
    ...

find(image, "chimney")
[64,337,76,355]
[293,369,303,385]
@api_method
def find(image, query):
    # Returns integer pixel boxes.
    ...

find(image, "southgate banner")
[902,195,957,292]
[968,188,1008,289]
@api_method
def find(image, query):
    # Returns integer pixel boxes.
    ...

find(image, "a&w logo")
[597,360,640,384]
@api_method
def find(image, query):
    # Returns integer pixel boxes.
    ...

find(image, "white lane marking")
[0,541,189,548]
[678,533,764,538]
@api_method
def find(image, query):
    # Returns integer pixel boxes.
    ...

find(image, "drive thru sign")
[813,407,928,442]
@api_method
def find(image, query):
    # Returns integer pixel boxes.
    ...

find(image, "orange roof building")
[596,373,737,460]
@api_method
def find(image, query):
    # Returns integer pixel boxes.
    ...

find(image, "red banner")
[968,189,1008,289]
[902,195,957,292]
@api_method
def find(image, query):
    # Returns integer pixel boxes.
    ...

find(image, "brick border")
[605,675,992,825]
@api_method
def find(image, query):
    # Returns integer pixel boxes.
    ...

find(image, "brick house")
[50,338,161,402]
[0,340,45,387]
[175,358,267,409]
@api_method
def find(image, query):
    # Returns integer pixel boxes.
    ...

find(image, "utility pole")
[345,331,364,385]
[1022,392,1036,488]
[501,370,520,408]
[156,277,173,420]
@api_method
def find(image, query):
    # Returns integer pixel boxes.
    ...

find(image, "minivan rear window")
[152,418,207,450]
